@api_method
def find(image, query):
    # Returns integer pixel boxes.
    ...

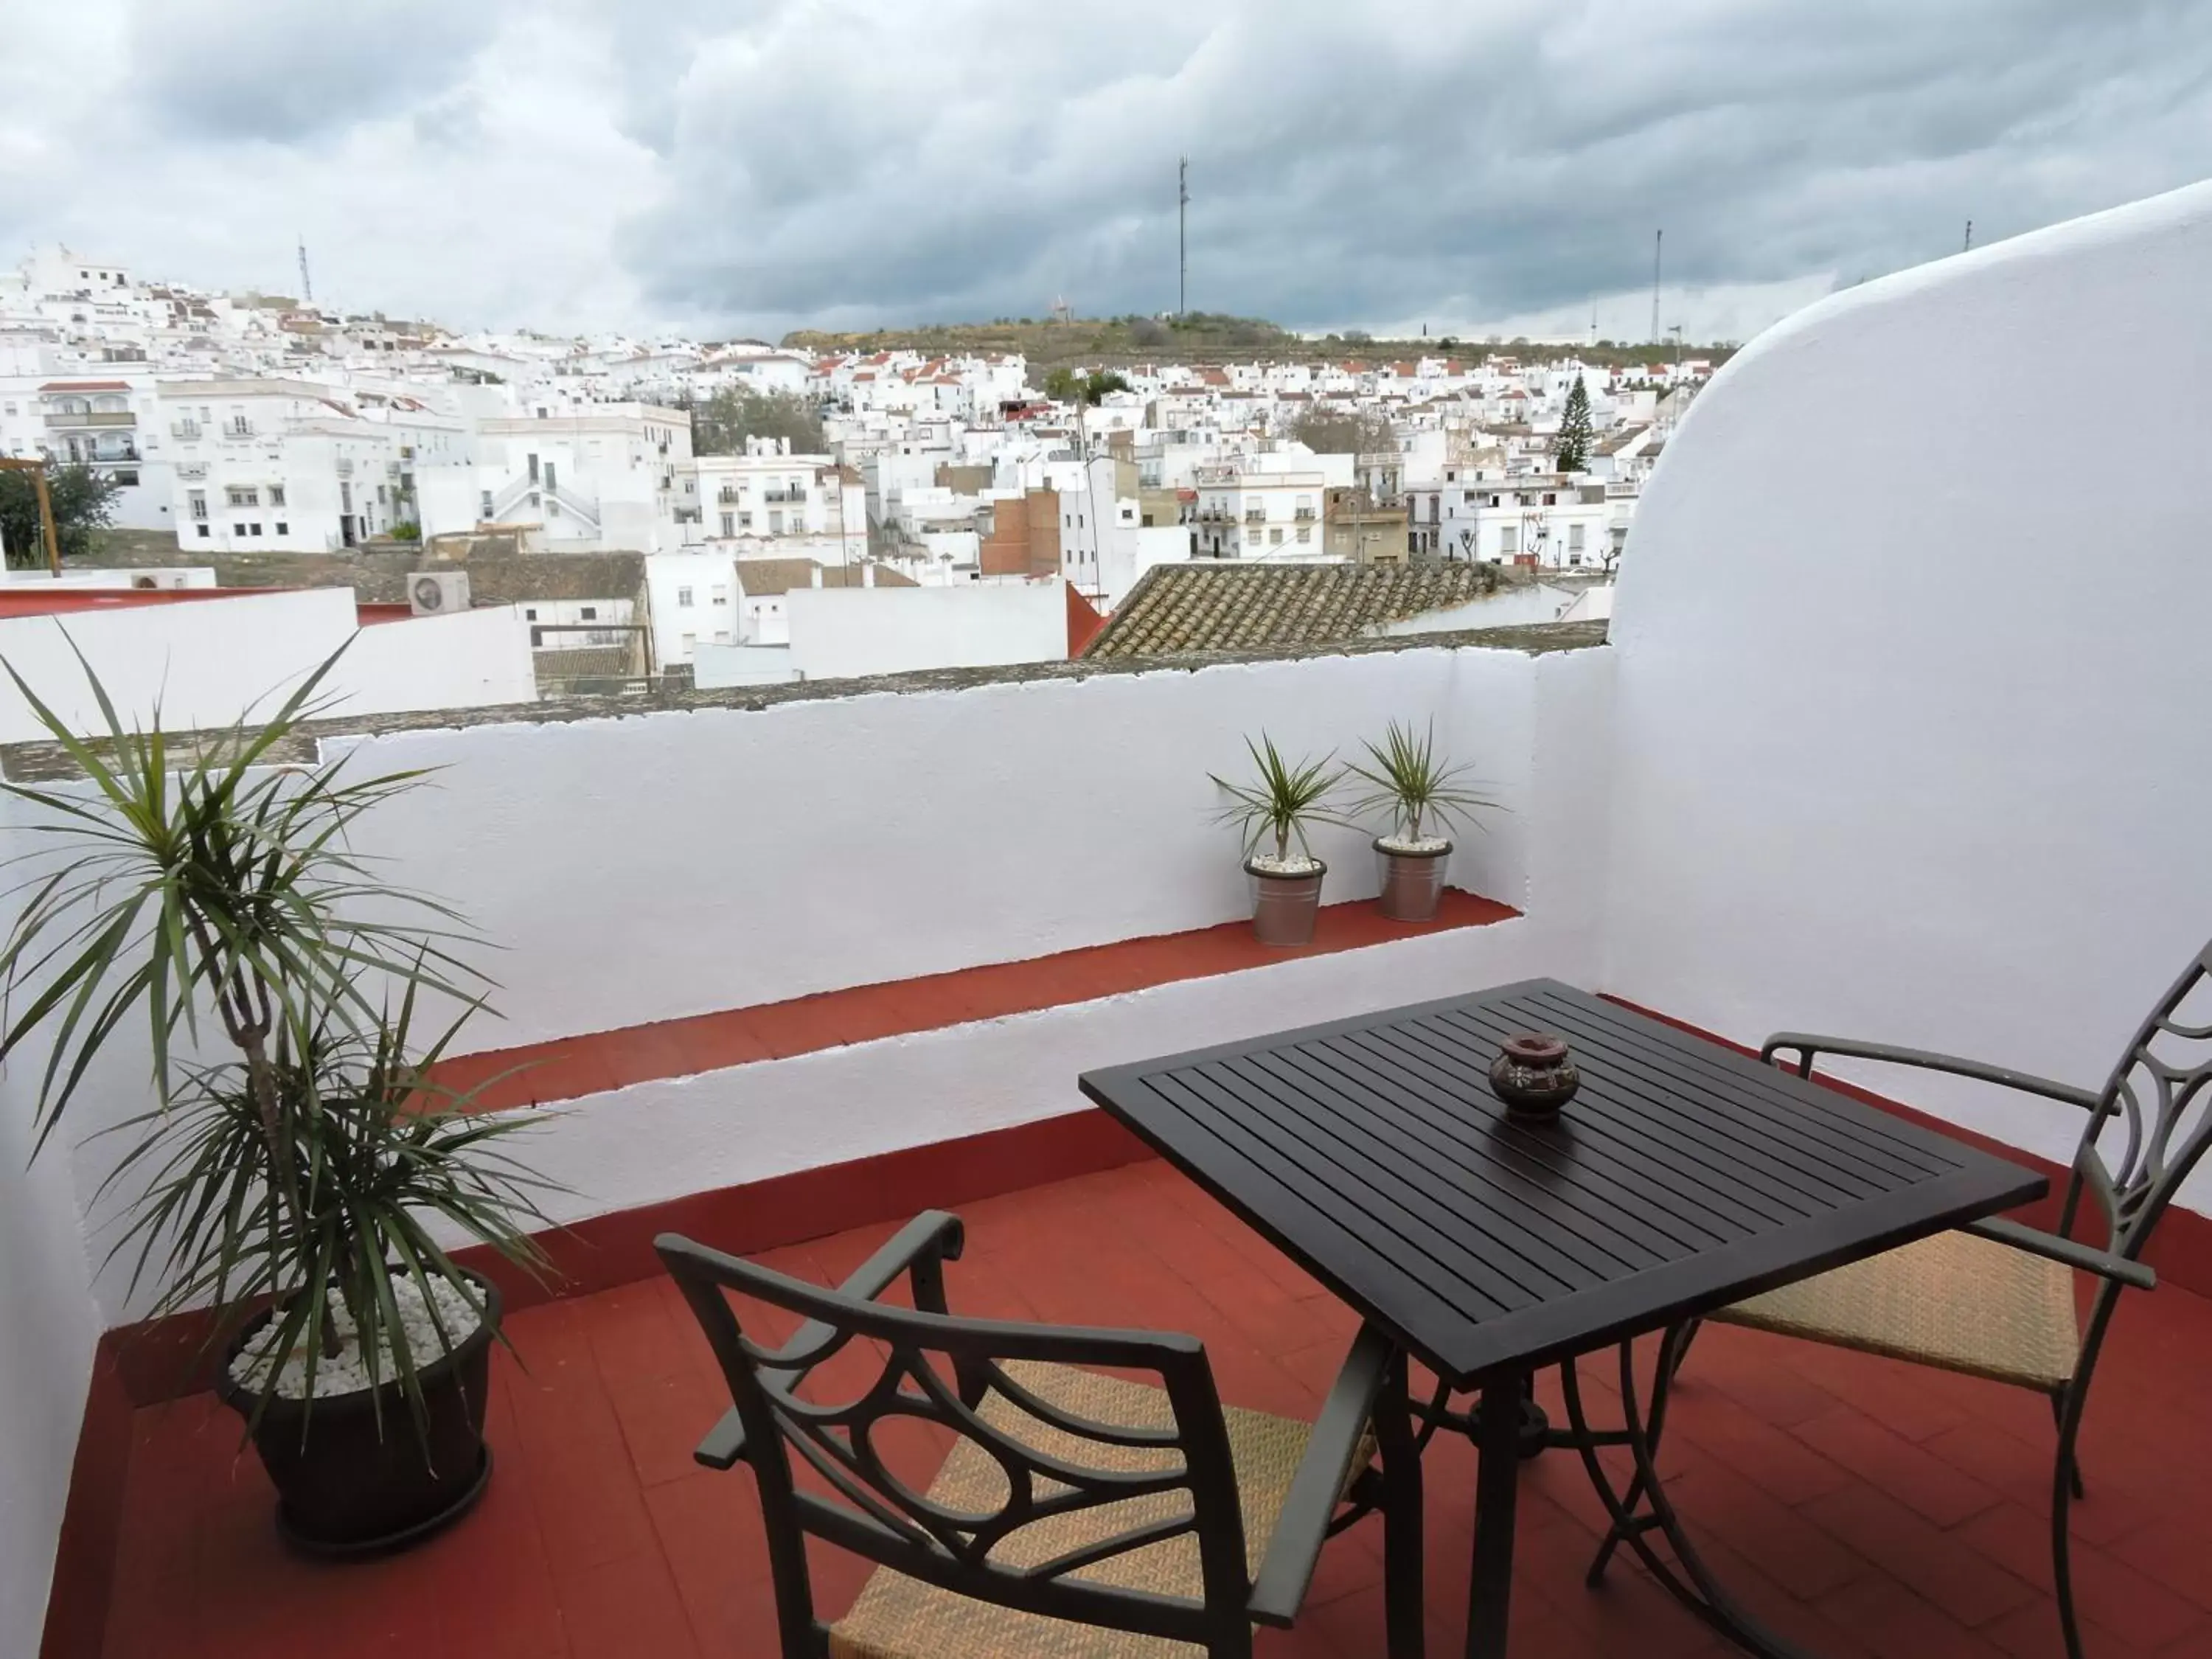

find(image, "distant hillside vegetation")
[782,313,1736,372]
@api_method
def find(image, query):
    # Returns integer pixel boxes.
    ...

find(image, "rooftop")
[90,1160,2212,1659]
[1085,561,1518,659]
[14,179,2212,1659]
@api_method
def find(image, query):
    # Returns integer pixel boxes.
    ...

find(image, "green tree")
[690,388,825,456]
[1554,378,1594,473]
[0,464,119,568]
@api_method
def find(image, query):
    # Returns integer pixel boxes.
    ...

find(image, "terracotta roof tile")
[1084,562,1507,660]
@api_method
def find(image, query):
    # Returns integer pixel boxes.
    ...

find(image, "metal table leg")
[1465,1368,1526,1659]
[1559,1324,1821,1659]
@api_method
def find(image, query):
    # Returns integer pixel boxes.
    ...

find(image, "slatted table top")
[1079,978,2048,1385]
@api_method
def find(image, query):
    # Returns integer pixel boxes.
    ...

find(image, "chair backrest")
[657,1232,1255,1658]
[2067,936,2212,1260]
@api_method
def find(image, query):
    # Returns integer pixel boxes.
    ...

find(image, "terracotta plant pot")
[1375,838,1453,922]
[1245,856,1326,947]
[216,1269,501,1555]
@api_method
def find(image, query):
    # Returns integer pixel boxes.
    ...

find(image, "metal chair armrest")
[1248,1324,1394,1628]
[695,1211,968,1470]
[1761,1032,2101,1111]
[1963,1216,2157,1290]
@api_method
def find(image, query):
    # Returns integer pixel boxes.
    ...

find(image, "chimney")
[810,563,823,588]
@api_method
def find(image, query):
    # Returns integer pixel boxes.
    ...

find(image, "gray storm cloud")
[2,0,2208,338]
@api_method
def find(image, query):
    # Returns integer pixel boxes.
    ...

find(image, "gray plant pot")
[1375,838,1453,922]
[1245,857,1326,947]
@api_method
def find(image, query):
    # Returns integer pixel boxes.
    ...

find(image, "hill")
[780,313,1735,373]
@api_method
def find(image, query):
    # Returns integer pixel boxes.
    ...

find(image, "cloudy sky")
[2,0,2208,344]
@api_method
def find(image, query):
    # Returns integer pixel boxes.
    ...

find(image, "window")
[1500,526,1518,555]
[580,607,597,621]
[195,524,209,538]
[527,453,539,483]
[480,490,494,520]
[187,491,207,522]
[341,483,353,512]
[268,484,286,507]
[769,511,784,534]
[524,608,538,621]
[248,523,262,537]
[1568,524,1586,552]
[680,633,697,655]
[711,585,728,606]
[1245,526,1261,546]
[226,487,259,508]
[1487,494,1502,508]
[376,484,388,505]
[1269,527,1283,544]
[1296,525,1311,543]
[274,522,288,535]
[720,513,734,537]
[233,523,247,536]
[1543,492,1557,506]
[739,512,752,529]
[677,586,695,608]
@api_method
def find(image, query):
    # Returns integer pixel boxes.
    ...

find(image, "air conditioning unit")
[408,571,470,616]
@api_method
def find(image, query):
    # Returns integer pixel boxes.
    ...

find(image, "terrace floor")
[94,1157,2212,1659]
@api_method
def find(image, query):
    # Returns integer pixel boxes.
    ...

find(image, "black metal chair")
[657,1211,1424,1659]
[1603,938,2212,1658]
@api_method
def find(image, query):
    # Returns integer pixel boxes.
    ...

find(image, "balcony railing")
[763,487,808,504]
[44,411,135,428]
[169,420,201,439]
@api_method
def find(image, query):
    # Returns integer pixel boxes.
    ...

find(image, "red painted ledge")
[425,887,1520,1113]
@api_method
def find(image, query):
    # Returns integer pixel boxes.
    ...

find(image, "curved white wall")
[1605,179,2212,1187]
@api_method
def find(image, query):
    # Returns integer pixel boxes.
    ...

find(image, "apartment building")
[475,403,691,553]
[1193,466,1331,560]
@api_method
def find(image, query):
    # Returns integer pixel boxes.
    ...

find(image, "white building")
[1193,467,1332,560]
[475,404,691,553]
[644,549,740,667]
[0,375,170,531]
[156,380,409,553]
[1406,473,1621,568]
[681,439,861,550]
[695,577,1066,686]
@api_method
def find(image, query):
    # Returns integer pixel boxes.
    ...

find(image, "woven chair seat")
[831,1360,1346,1659]
[1712,1227,2079,1391]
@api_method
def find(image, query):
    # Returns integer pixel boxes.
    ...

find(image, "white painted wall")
[40,637,1606,1321]
[338,607,538,714]
[0,592,535,742]
[1605,177,2212,1207]
[0,943,101,1658]
[782,581,1067,680]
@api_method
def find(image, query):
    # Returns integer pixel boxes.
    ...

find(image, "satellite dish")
[411,576,446,611]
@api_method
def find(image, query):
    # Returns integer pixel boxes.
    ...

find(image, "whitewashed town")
[0,240,1708,726]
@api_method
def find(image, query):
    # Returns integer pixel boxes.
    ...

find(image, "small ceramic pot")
[1245,857,1326,947]
[1488,1032,1580,1118]
[1374,838,1453,922]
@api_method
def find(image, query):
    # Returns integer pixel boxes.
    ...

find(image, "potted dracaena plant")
[1346,719,1498,922]
[0,643,557,1554]
[1210,734,1349,947]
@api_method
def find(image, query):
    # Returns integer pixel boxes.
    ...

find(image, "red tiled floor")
[90,1160,2212,1659]
[425,888,1519,1113]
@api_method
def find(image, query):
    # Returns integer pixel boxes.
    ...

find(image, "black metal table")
[1079,978,2047,1659]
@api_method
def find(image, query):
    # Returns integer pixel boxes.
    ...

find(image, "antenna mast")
[297,236,313,305]
[1178,157,1189,318]
[1963,219,1974,252]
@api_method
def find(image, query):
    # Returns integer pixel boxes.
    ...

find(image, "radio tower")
[297,236,313,305]
[1178,156,1189,317]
